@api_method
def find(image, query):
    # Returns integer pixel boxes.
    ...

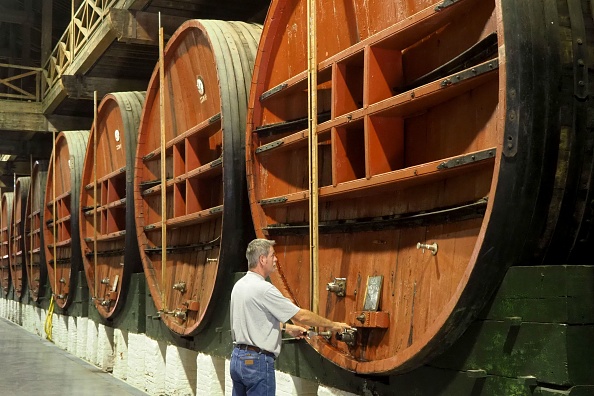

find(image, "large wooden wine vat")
[134,20,261,335]
[10,177,31,300]
[25,162,49,302]
[44,131,90,310]
[246,0,594,373]
[0,193,13,297]
[80,92,145,320]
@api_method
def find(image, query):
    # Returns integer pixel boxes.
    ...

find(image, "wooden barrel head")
[1,193,14,297]
[134,20,261,335]
[80,91,145,320]
[25,162,49,303]
[10,177,31,300]
[246,0,594,373]
[44,131,90,310]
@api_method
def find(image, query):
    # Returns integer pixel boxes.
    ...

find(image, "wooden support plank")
[0,100,90,133]
[480,266,594,324]
[0,112,47,133]
[61,75,148,100]
[46,114,92,132]
[41,0,53,65]
[277,339,591,396]
[430,321,594,386]
[566,326,594,386]
[108,9,188,45]
[22,0,33,65]
[124,0,152,10]
[0,8,30,24]
[41,79,69,114]
[537,386,594,396]
[0,139,52,158]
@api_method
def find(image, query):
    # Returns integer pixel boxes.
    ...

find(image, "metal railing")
[42,0,120,96]
[0,63,44,102]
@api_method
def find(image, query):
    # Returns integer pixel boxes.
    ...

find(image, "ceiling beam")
[0,9,30,25]
[46,114,92,131]
[61,75,148,100]
[0,99,91,133]
[0,100,46,132]
[122,0,152,11]
[109,8,187,45]
[0,137,53,158]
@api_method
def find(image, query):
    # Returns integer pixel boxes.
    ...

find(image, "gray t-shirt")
[230,271,300,357]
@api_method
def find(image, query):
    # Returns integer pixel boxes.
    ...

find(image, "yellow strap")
[44,295,55,342]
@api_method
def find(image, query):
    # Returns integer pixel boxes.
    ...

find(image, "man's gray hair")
[246,239,276,269]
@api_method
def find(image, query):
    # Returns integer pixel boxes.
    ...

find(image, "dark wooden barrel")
[1,193,13,297]
[10,177,31,300]
[245,0,594,373]
[44,130,90,310]
[134,20,261,336]
[25,161,49,302]
[80,91,145,320]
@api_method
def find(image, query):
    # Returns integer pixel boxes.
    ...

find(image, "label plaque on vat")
[363,275,383,311]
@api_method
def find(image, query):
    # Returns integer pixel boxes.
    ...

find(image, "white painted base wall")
[0,297,356,396]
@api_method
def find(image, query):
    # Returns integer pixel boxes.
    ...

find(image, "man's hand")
[329,322,352,334]
[285,323,308,339]
[291,309,354,335]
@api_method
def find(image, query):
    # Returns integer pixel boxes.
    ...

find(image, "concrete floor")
[0,318,147,396]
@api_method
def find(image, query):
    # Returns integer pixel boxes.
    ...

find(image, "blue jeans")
[230,347,276,396]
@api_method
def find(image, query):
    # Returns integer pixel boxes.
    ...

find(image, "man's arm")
[292,309,352,333]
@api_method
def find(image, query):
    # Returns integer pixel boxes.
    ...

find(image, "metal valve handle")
[416,242,438,255]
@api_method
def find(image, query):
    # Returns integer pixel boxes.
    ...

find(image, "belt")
[235,344,276,359]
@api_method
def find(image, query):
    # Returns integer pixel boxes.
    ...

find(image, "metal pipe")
[307,0,319,315]
[29,155,32,290]
[158,12,168,310]
[93,90,98,299]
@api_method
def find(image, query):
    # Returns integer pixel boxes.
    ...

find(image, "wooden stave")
[43,131,90,310]
[525,0,594,265]
[24,162,49,303]
[244,0,593,374]
[10,177,32,301]
[1,193,14,297]
[79,91,146,320]
[133,20,260,336]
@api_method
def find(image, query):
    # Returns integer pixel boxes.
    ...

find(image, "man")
[230,238,352,396]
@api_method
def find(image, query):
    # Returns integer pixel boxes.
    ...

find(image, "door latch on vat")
[417,242,438,255]
[326,278,346,297]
